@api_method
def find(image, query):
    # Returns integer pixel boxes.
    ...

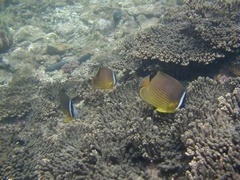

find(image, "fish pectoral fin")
[63,116,72,123]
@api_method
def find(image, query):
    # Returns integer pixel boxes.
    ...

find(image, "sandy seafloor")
[0,0,240,179]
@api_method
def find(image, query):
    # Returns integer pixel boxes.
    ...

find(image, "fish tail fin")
[63,116,72,123]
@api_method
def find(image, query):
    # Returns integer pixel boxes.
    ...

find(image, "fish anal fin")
[156,107,175,113]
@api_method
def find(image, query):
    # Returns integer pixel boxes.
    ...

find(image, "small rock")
[43,32,59,43]
[55,22,75,37]
[121,16,139,32]
[76,21,90,37]
[94,18,114,35]
[117,1,134,8]
[139,17,159,29]
[11,47,33,60]
[21,9,34,18]
[46,43,71,55]
[13,25,46,44]
[114,28,126,39]
[27,42,44,54]
[128,2,164,17]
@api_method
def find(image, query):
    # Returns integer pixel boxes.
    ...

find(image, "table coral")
[118,0,239,73]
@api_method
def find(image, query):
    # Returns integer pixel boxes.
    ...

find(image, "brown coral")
[173,77,240,179]
[0,76,39,121]
[184,0,240,52]
[117,0,239,76]
[0,77,187,179]
[0,74,239,179]
[120,23,222,67]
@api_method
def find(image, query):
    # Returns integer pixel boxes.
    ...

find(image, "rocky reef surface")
[0,0,239,179]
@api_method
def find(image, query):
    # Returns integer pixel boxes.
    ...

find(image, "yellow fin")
[63,116,72,123]
[139,76,150,88]
[156,107,175,113]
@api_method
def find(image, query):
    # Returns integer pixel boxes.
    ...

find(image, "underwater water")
[0,0,239,179]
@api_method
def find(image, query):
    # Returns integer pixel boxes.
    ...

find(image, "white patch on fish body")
[177,91,186,109]
[112,71,117,85]
[69,100,79,118]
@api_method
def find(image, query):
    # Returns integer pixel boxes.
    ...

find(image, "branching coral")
[173,77,240,179]
[119,23,222,67]
[0,76,39,121]
[0,74,239,179]
[117,0,239,75]
[183,0,240,52]
[0,78,187,179]
[0,0,239,179]
[34,79,190,179]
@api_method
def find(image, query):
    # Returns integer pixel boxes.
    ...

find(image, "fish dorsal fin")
[139,76,150,88]
[149,71,157,82]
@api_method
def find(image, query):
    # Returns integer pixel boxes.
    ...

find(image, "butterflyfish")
[139,71,186,113]
[91,67,117,90]
[59,91,78,123]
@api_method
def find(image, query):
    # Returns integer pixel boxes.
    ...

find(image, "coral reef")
[0,76,39,121]
[0,78,184,179]
[118,0,240,73]
[1,74,239,179]
[119,23,222,67]
[0,0,239,179]
[183,0,240,52]
[173,77,240,179]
